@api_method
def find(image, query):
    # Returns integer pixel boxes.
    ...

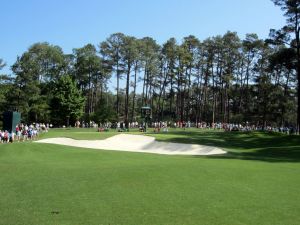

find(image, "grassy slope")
[148,129,300,162]
[38,128,117,140]
[0,129,300,225]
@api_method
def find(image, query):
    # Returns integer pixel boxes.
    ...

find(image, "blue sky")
[1,0,285,76]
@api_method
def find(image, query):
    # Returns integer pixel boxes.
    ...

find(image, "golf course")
[2,0,300,224]
[0,128,299,225]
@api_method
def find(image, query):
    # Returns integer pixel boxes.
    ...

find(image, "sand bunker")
[36,134,226,156]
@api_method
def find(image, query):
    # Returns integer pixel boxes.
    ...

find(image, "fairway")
[0,129,300,225]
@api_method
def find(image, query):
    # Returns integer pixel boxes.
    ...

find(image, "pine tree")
[51,75,85,126]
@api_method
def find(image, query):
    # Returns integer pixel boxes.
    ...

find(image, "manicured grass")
[148,129,300,162]
[38,128,117,140]
[38,127,143,140]
[0,129,300,225]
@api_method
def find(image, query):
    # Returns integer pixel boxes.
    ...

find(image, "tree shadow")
[151,131,300,163]
[207,146,300,163]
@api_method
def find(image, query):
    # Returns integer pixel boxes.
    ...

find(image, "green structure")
[3,111,21,132]
[141,106,151,132]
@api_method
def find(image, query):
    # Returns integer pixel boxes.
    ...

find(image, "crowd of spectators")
[12,119,293,136]
[90,119,296,135]
[0,123,50,144]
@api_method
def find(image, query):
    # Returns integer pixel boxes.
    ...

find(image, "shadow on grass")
[208,146,300,163]
[151,130,300,163]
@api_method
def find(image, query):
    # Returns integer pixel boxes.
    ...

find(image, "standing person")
[22,129,28,142]
[28,128,32,140]
[32,128,36,140]
[16,125,19,134]
[10,131,15,143]
[163,122,168,132]
[3,131,9,143]
[36,123,40,132]
[25,124,29,131]
[16,125,21,142]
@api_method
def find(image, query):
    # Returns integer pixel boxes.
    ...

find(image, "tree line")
[0,0,299,130]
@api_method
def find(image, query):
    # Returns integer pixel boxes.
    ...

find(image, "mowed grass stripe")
[0,129,300,225]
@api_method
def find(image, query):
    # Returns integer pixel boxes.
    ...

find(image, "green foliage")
[91,99,118,123]
[8,43,66,122]
[0,29,298,127]
[73,44,101,89]
[0,75,14,112]
[0,60,11,127]
[51,75,85,125]
[271,0,300,130]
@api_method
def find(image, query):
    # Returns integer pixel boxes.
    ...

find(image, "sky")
[0,0,286,77]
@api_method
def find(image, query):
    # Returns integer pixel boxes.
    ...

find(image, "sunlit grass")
[0,129,300,225]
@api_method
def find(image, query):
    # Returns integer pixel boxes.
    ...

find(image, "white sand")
[36,134,226,156]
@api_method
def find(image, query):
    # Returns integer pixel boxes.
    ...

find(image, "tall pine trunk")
[125,63,131,129]
[116,61,120,118]
[142,63,147,106]
[296,21,300,133]
[131,62,138,122]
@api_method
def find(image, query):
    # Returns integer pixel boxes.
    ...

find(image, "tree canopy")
[271,0,300,132]
[0,26,297,128]
[51,75,85,126]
